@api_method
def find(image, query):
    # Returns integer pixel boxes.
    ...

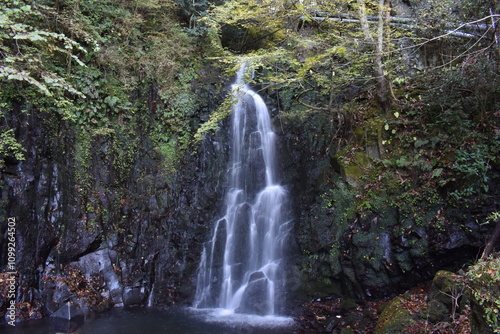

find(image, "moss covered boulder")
[466,256,500,334]
[374,295,417,334]
[429,270,464,306]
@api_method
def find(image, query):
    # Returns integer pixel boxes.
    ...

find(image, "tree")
[0,0,92,99]
[482,212,500,260]
[356,0,392,112]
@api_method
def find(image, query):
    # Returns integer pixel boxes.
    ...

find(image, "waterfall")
[194,64,291,316]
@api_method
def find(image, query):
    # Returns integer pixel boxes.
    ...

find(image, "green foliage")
[193,91,235,143]
[487,212,500,225]
[74,129,93,188]
[204,0,300,51]
[153,136,178,177]
[321,178,356,225]
[467,256,500,333]
[196,0,383,140]
[0,128,25,168]
[450,144,491,200]
[0,0,213,234]
[109,127,140,184]
[0,0,94,99]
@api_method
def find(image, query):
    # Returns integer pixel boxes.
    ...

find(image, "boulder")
[429,270,464,309]
[237,272,270,315]
[374,296,416,334]
[426,300,449,323]
[123,287,146,307]
[50,302,85,333]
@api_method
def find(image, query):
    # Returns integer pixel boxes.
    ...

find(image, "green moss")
[340,151,371,183]
[426,300,449,322]
[375,296,416,334]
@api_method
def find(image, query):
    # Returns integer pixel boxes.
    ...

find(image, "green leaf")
[104,96,119,107]
[432,168,443,178]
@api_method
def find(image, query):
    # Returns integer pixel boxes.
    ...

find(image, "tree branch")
[296,89,329,111]
[481,218,500,260]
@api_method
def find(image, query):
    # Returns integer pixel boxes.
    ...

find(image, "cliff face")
[0,74,232,318]
[278,110,497,303]
[1,64,499,322]
[1,67,498,321]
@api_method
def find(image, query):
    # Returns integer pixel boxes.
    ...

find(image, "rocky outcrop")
[0,76,231,321]
[275,106,498,306]
[0,68,497,326]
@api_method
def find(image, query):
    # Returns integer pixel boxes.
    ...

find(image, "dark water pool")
[0,308,296,334]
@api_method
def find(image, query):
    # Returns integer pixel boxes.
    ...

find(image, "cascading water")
[194,64,291,316]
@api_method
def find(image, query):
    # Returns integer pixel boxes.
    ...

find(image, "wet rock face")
[0,93,230,318]
[50,302,85,333]
[237,271,270,315]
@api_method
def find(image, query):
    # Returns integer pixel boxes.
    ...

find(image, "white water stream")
[194,64,291,316]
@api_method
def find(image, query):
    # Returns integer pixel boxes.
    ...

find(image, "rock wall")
[275,106,498,307]
[1,68,497,322]
[0,79,232,320]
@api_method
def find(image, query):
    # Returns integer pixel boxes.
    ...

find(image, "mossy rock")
[429,270,464,307]
[340,328,355,334]
[374,296,416,334]
[341,151,371,184]
[425,300,449,323]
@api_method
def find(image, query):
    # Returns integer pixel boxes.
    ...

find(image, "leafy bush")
[0,128,25,168]
[466,256,500,333]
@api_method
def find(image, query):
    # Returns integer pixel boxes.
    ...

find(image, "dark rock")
[123,287,146,307]
[73,249,123,306]
[50,302,85,333]
[426,300,449,323]
[52,281,71,306]
[233,203,251,267]
[237,275,270,315]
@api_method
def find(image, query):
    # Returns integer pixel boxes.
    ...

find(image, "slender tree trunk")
[358,0,392,112]
[67,0,80,76]
[481,220,500,259]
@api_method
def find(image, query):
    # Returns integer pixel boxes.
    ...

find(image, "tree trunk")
[357,0,392,112]
[481,220,500,259]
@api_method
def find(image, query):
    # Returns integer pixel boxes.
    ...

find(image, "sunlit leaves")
[0,1,91,98]
[193,92,236,143]
[0,128,26,168]
[0,66,52,96]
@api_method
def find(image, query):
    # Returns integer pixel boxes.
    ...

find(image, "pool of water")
[0,308,296,334]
